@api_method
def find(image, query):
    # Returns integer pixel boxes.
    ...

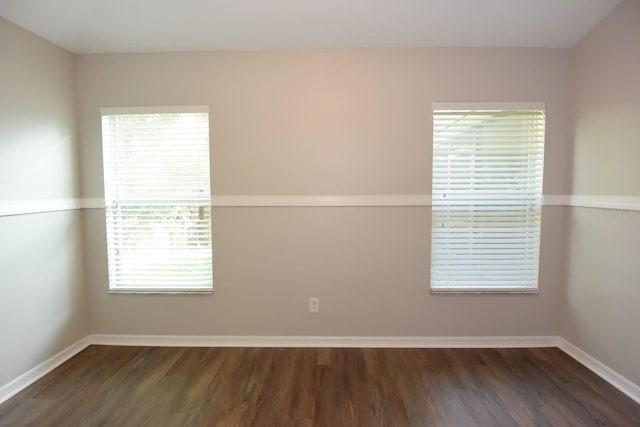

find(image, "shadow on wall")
[0,210,87,385]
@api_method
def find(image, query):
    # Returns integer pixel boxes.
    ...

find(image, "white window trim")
[101,105,209,115]
[430,101,545,295]
[432,101,546,110]
[101,105,213,295]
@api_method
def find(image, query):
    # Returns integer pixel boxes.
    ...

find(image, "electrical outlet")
[309,297,319,313]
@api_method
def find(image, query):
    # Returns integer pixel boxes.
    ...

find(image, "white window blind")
[101,106,212,293]
[431,103,545,293]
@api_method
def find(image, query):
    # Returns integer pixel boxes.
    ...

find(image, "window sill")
[108,288,213,295]
[431,288,538,295]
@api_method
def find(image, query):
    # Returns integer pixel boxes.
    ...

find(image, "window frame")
[100,105,213,294]
[430,101,545,294]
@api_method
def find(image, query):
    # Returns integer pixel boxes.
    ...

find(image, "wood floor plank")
[362,348,411,427]
[1,346,638,426]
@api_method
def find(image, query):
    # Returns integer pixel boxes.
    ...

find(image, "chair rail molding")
[0,198,103,217]
[2,195,639,216]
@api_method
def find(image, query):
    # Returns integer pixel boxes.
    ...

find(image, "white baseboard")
[0,337,91,405]
[88,334,558,348]
[2,335,638,409]
[557,338,640,405]
[211,195,431,207]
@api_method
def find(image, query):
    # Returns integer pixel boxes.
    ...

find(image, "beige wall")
[563,0,640,384]
[76,48,572,337]
[0,18,86,385]
[3,1,639,399]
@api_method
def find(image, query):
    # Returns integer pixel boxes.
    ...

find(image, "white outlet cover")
[309,298,319,313]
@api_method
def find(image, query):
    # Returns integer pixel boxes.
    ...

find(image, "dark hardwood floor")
[1,346,638,426]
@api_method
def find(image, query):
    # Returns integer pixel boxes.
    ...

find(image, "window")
[430,102,545,293]
[101,106,212,293]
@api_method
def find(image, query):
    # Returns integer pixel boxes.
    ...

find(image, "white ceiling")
[0,0,622,54]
